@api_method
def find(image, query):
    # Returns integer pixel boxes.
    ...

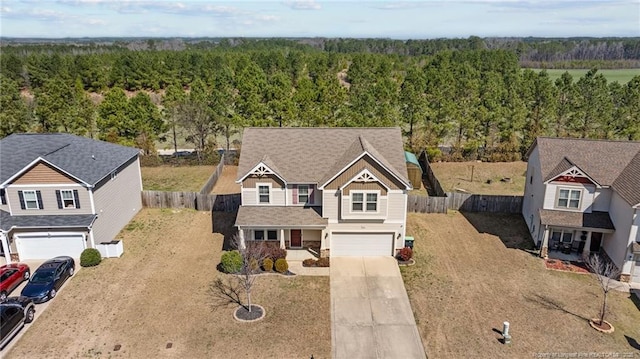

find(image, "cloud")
[282,0,321,10]
[82,18,107,25]
[373,2,428,10]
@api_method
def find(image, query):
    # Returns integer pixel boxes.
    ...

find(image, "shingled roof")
[236,127,410,188]
[0,133,140,186]
[0,210,97,231]
[530,137,640,206]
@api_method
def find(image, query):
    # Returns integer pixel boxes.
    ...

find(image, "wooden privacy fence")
[418,151,446,197]
[199,155,225,194]
[141,191,240,212]
[407,192,523,214]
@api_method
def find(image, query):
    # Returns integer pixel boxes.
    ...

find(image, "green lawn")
[531,68,640,84]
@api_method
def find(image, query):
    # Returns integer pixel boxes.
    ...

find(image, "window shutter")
[0,189,6,205]
[73,190,80,209]
[292,185,298,204]
[36,190,44,209]
[56,190,63,209]
[309,185,314,204]
[18,191,25,209]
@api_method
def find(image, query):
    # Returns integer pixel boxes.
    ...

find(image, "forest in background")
[1,37,639,161]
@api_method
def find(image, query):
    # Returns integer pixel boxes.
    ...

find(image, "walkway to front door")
[330,257,426,359]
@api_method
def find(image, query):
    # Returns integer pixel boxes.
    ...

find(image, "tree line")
[1,40,639,161]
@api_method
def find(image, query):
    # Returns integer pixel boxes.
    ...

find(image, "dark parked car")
[0,296,35,349]
[21,256,75,304]
[0,263,31,302]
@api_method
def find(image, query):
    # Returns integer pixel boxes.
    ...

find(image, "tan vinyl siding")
[343,181,387,195]
[12,162,79,185]
[243,174,285,189]
[325,156,404,190]
[92,158,142,244]
[323,189,339,221]
[302,229,321,242]
[7,186,92,215]
[386,193,406,222]
[242,188,257,205]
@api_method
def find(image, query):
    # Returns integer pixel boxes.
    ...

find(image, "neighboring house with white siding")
[0,133,142,262]
[234,127,412,257]
[523,137,640,284]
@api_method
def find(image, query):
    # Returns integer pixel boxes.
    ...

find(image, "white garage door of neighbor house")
[331,233,394,257]
[15,233,86,260]
[632,256,640,284]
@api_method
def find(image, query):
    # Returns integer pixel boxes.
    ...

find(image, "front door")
[590,232,603,252]
[291,230,302,248]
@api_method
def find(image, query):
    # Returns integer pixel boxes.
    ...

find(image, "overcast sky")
[1,0,638,39]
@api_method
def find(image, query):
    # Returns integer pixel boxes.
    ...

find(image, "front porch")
[538,209,615,261]
[235,205,328,255]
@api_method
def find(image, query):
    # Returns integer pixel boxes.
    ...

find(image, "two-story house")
[0,133,142,263]
[523,137,640,284]
[234,127,412,257]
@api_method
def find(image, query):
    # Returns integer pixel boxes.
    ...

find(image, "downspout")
[87,215,98,249]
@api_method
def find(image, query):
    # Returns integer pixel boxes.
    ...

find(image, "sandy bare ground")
[211,166,241,194]
[6,209,330,359]
[403,212,640,358]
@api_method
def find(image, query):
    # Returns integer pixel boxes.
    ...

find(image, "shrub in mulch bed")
[302,257,330,267]
[396,247,413,262]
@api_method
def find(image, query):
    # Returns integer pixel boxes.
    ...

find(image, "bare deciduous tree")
[582,253,622,326]
[210,235,268,313]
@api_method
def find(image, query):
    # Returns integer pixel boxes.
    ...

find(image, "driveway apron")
[331,257,426,359]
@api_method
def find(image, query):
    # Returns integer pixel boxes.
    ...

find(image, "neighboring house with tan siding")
[523,137,640,284]
[235,127,412,257]
[0,133,142,263]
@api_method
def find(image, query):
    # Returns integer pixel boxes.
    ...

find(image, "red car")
[0,263,31,302]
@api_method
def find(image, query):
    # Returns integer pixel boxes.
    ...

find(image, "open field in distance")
[532,68,640,83]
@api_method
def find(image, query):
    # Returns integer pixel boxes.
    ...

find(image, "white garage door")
[331,233,394,257]
[632,256,640,284]
[15,233,86,260]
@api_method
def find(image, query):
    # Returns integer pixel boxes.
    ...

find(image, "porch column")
[238,228,245,249]
[88,229,96,248]
[0,232,10,264]
[540,226,549,258]
[279,229,285,249]
[582,231,592,258]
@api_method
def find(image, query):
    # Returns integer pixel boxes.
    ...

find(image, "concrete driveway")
[330,257,426,359]
[1,259,78,353]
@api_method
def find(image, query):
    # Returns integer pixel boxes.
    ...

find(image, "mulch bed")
[544,259,590,274]
[234,305,265,322]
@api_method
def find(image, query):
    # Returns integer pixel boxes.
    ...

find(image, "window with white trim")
[253,229,278,241]
[557,188,581,209]
[551,229,573,244]
[258,185,270,204]
[23,190,39,209]
[298,185,309,204]
[61,190,76,208]
[351,191,378,212]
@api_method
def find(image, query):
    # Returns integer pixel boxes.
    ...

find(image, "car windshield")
[30,270,54,283]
